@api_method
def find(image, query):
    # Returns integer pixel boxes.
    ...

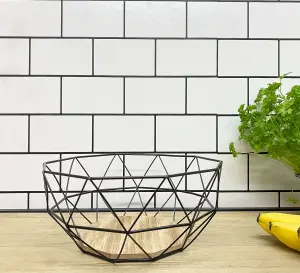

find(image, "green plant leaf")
[230,73,300,174]
[229,142,238,158]
[287,197,298,204]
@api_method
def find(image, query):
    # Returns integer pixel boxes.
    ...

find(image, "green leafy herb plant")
[229,73,300,203]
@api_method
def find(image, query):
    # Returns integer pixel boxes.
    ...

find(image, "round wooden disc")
[77,215,186,260]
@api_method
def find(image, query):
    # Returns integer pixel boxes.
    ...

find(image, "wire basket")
[43,152,222,263]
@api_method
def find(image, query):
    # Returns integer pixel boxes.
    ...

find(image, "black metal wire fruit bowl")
[42,152,222,263]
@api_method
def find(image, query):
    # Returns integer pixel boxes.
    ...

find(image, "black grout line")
[27,193,30,210]
[123,77,126,114]
[278,192,281,208]
[216,116,218,153]
[0,0,294,4]
[91,192,94,209]
[92,39,94,76]
[28,115,30,153]
[0,113,237,116]
[91,115,94,152]
[185,1,188,38]
[19,0,300,2]
[247,77,250,106]
[185,78,188,114]
[59,153,62,185]
[123,154,125,190]
[216,40,219,76]
[1,74,295,79]
[1,74,300,79]
[123,0,126,37]
[154,193,156,209]
[247,1,250,39]
[60,77,63,114]
[154,115,157,152]
[154,39,157,76]
[185,152,187,191]
[247,154,250,191]
[28,39,31,75]
[2,37,300,41]
[0,151,267,155]
[61,0,63,37]
[278,40,280,77]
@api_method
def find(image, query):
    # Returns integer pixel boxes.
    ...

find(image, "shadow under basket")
[42,152,223,263]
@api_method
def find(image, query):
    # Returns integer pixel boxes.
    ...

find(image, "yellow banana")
[269,221,300,251]
[257,212,300,234]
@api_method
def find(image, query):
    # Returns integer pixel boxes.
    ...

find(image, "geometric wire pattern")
[43,153,223,263]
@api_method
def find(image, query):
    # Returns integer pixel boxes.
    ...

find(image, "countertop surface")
[1,211,300,273]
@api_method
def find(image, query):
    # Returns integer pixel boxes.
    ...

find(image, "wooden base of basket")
[77,215,186,260]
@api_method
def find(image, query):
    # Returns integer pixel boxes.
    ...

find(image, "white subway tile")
[0,77,60,113]
[186,169,219,191]
[63,1,123,37]
[29,193,49,210]
[249,78,299,105]
[218,40,278,76]
[125,78,185,113]
[93,192,154,209]
[188,2,247,38]
[60,154,123,191]
[0,116,28,152]
[156,116,216,152]
[0,1,60,36]
[280,41,300,77]
[278,78,300,94]
[280,192,300,208]
[250,3,300,38]
[157,40,216,76]
[217,154,248,191]
[156,192,217,210]
[30,116,92,152]
[0,193,27,209]
[202,192,217,209]
[29,193,46,210]
[31,39,92,75]
[189,154,247,191]
[51,192,91,210]
[0,39,29,74]
[219,192,278,208]
[250,155,300,190]
[248,78,277,105]
[124,154,185,189]
[65,192,92,210]
[187,78,247,114]
[94,39,154,75]
[94,116,154,151]
[156,193,178,209]
[62,77,123,113]
[186,155,221,192]
[126,1,185,37]
[32,192,92,210]
[156,192,203,209]
[0,155,59,191]
[218,116,252,154]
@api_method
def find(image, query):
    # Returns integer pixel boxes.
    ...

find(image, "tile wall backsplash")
[0,0,299,210]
